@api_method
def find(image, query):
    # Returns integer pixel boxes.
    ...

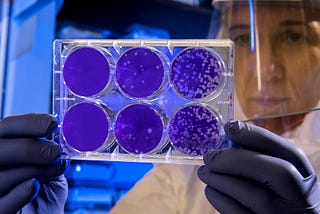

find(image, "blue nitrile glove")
[0,113,68,214]
[198,121,320,214]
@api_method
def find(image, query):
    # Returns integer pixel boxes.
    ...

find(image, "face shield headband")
[211,0,320,134]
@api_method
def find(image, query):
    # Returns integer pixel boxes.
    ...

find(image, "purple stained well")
[116,47,166,98]
[170,47,225,100]
[63,47,111,97]
[62,102,112,152]
[169,104,222,156]
[114,103,165,154]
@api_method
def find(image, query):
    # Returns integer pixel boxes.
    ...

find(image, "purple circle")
[116,47,166,98]
[170,47,225,100]
[62,102,111,152]
[114,104,165,154]
[63,47,111,97]
[169,104,222,156]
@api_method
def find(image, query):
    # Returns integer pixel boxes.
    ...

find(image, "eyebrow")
[228,20,307,32]
[279,20,307,27]
[229,24,249,33]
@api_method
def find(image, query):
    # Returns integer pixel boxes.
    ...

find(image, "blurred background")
[0,0,214,213]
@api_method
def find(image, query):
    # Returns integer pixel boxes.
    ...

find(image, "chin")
[252,114,305,135]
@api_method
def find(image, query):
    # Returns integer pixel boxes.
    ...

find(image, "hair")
[209,0,320,39]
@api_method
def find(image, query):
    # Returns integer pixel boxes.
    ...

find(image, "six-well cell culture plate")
[53,39,234,165]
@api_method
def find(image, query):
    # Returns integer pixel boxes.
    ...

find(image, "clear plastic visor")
[211,0,320,135]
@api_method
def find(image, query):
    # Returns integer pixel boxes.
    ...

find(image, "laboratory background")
[0,0,214,212]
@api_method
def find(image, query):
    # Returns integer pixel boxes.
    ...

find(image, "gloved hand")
[0,113,68,214]
[198,120,320,214]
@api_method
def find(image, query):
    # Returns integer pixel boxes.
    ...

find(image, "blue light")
[248,0,255,51]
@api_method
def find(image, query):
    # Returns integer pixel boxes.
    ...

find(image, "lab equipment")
[53,39,234,164]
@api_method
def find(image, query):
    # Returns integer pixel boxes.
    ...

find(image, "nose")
[256,37,284,82]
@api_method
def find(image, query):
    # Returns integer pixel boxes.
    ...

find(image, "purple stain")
[114,103,165,154]
[116,47,166,98]
[170,47,225,100]
[63,47,112,97]
[62,102,112,152]
[169,104,222,156]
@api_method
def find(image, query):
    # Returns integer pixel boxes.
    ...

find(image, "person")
[196,1,320,212]
[110,0,320,213]
[2,0,320,213]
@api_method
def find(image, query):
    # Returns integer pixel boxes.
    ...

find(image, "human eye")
[281,30,306,45]
[231,33,251,47]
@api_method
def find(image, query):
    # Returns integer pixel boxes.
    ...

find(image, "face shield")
[210,0,320,135]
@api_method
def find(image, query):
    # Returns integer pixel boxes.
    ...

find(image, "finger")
[20,175,68,213]
[0,159,67,196]
[38,175,68,207]
[0,179,39,214]
[204,187,254,214]
[198,166,277,214]
[0,114,57,138]
[0,139,60,165]
[224,120,314,178]
[203,149,307,200]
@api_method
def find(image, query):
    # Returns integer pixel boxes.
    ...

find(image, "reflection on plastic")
[53,39,234,165]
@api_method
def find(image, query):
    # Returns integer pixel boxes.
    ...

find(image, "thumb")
[0,179,40,214]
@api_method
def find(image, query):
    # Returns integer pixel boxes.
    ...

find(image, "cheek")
[234,63,251,112]
[285,63,320,111]
[302,69,320,101]
[234,60,252,93]
[285,53,320,95]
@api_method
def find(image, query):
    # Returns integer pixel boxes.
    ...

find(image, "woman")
[111,0,320,213]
